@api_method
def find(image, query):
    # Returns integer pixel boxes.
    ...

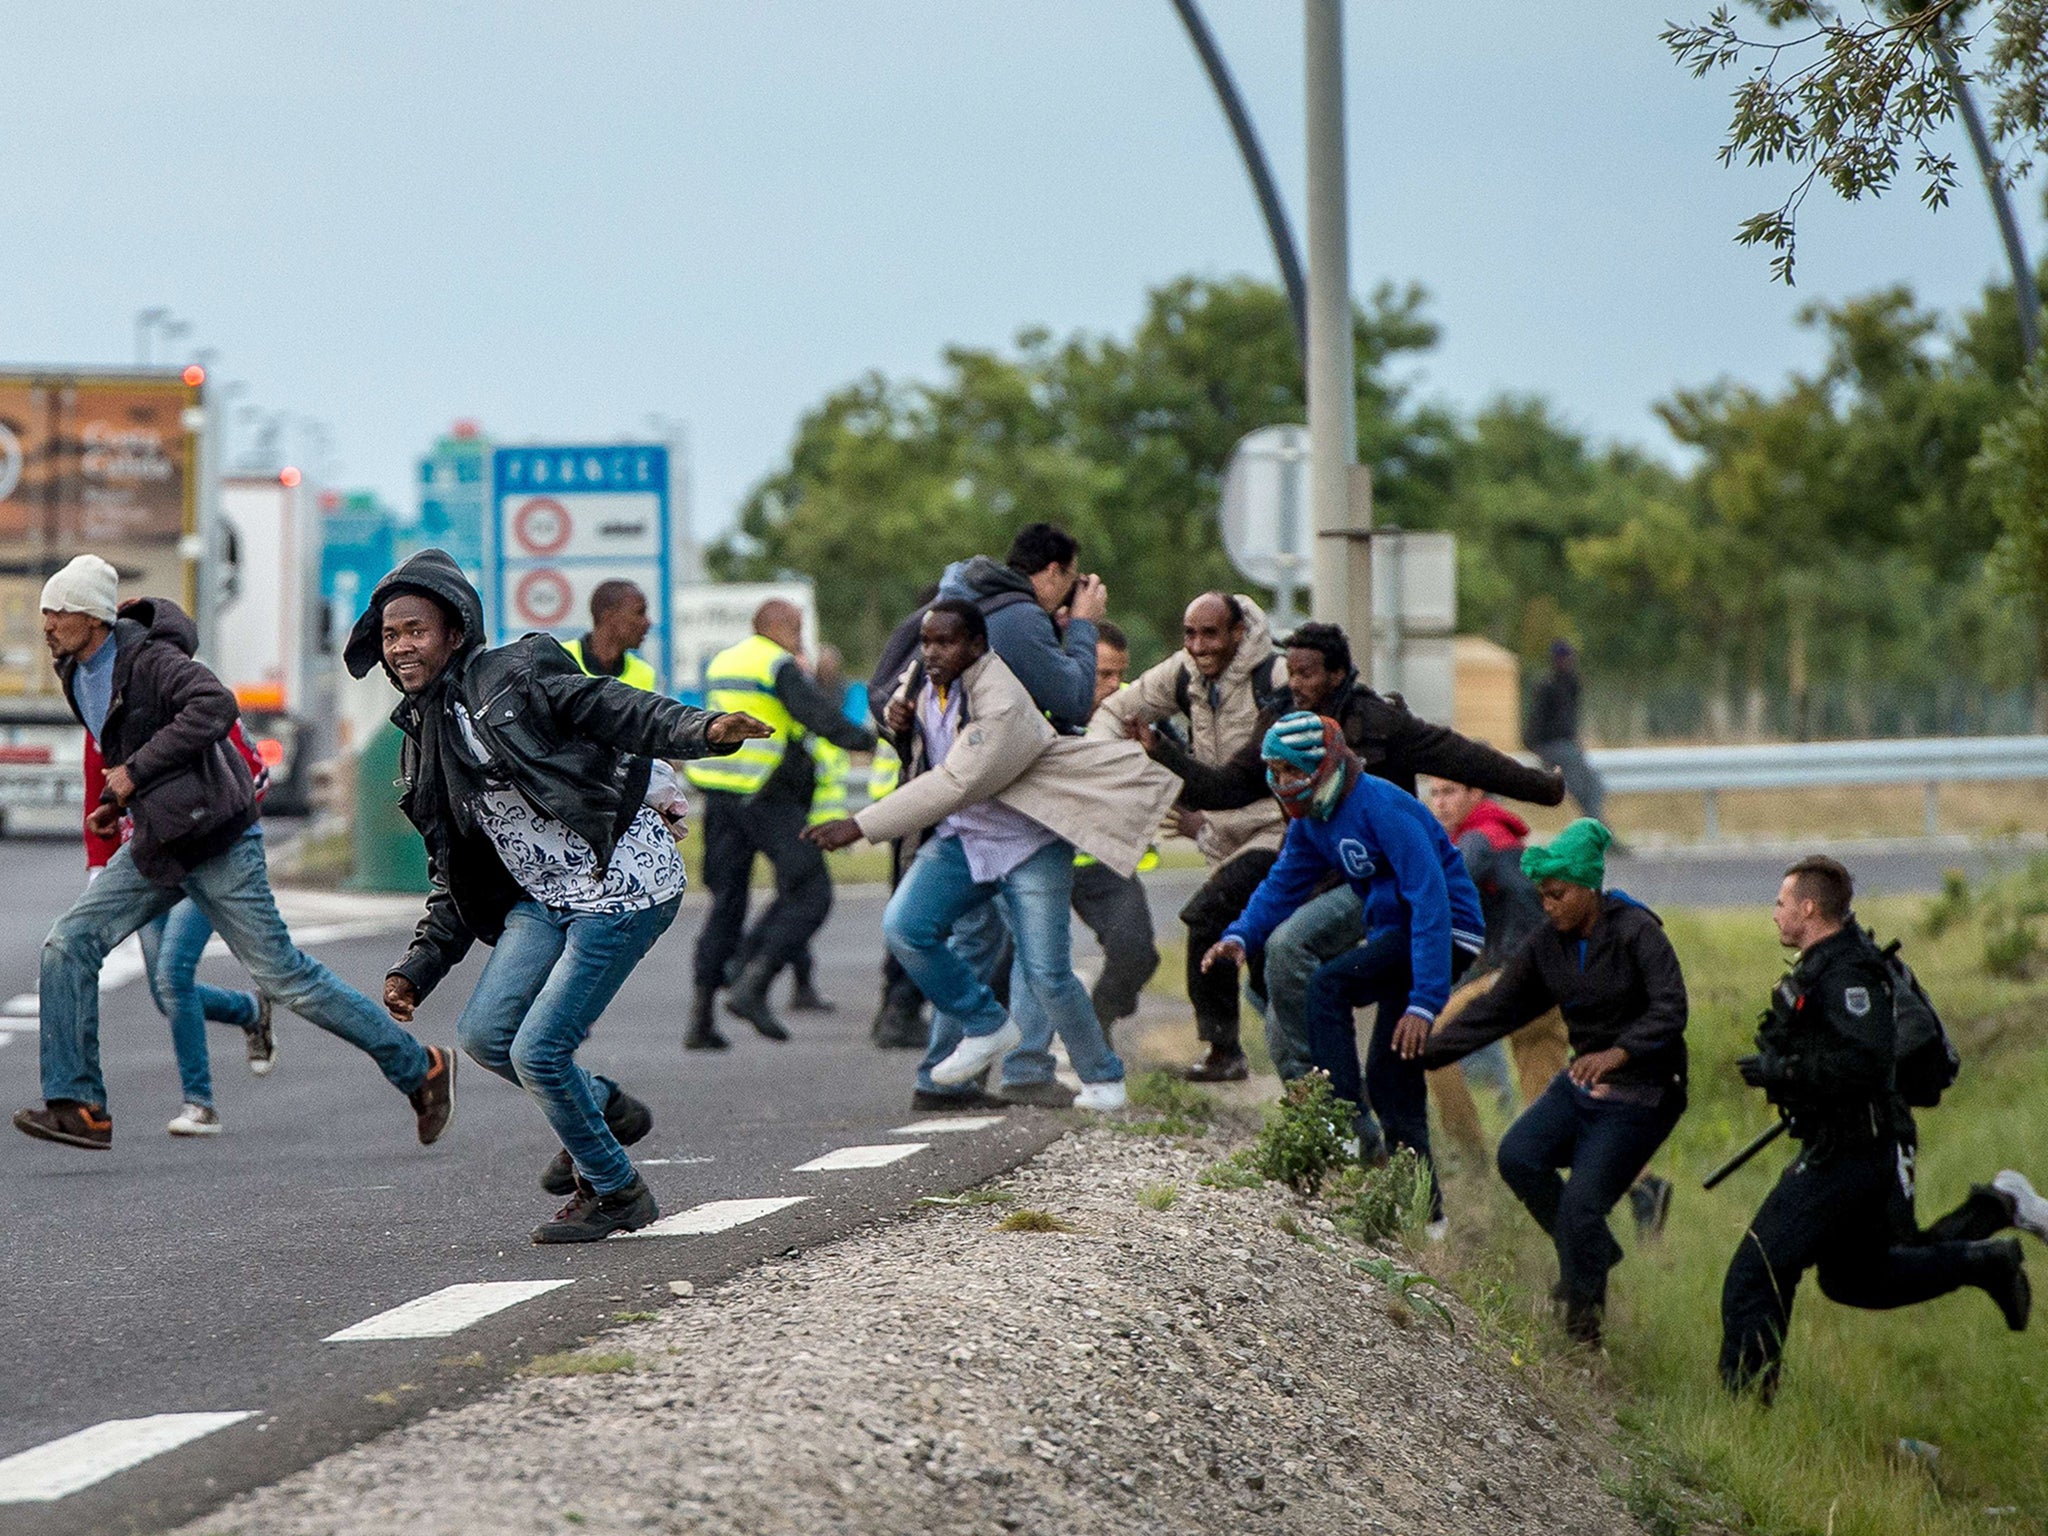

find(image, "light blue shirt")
[917,681,1056,884]
[72,632,118,745]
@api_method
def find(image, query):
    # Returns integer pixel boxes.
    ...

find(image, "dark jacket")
[1150,670,1564,811]
[59,597,256,887]
[935,556,1097,732]
[1527,668,1580,746]
[1451,799,1546,966]
[1750,921,1908,1148]
[343,549,735,1002]
[1421,891,1688,1096]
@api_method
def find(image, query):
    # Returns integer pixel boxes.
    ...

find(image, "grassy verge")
[1425,873,2048,1535]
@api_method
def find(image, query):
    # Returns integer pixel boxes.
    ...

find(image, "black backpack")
[1875,933,1961,1109]
[1171,650,1292,723]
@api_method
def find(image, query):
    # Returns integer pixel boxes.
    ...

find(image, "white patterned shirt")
[456,705,687,914]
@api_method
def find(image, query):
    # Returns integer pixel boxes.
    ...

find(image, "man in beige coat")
[808,601,1178,1110]
[1089,591,1289,1081]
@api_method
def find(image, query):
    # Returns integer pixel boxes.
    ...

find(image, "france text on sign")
[496,445,664,494]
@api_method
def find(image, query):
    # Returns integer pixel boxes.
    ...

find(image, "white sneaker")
[1994,1170,2048,1245]
[929,1020,1022,1087]
[168,1103,222,1137]
[1073,1079,1127,1112]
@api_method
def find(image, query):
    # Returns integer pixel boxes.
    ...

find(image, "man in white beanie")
[15,554,456,1152]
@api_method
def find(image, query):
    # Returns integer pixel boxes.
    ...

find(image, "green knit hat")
[1521,818,1612,889]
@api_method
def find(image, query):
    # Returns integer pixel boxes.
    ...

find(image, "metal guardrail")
[1587,735,2048,839]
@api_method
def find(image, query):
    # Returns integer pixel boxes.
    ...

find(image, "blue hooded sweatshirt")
[936,556,1098,733]
[1223,770,1485,1022]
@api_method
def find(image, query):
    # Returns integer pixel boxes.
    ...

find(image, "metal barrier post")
[1924,782,1940,838]
[1702,788,1721,843]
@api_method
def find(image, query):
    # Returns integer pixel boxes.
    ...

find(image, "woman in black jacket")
[1417,818,1688,1346]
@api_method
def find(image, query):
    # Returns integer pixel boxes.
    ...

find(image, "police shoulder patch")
[1843,985,1871,1017]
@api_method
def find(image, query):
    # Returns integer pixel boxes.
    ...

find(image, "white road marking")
[0,1412,255,1504]
[622,1196,808,1238]
[323,1280,573,1342]
[794,1143,927,1172]
[889,1115,1007,1135]
[639,1156,715,1167]
[1,995,35,1018]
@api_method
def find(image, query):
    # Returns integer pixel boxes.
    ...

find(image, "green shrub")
[1983,911,2041,979]
[1136,1182,1179,1211]
[1114,1070,1217,1136]
[1339,1148,1437,1241]
[1919,869,1972,937]
[1251,1070,1352,1194]
[1198,1149,1265,1189]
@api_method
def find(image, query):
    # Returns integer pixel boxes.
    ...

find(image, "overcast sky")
[5,2,2038,544]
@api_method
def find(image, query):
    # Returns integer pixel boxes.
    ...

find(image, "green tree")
[1972,357,2048,725]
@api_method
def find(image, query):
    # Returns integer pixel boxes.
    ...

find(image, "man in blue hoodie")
[1203,713,1484,1224]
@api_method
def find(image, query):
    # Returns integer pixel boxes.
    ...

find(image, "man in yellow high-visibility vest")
[684,599,876,1048]
[565,581,659,693]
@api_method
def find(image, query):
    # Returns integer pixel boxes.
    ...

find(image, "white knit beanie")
[40,554,120,624]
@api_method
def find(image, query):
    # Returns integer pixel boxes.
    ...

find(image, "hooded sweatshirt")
[934,556,1098,733]
[1450,799,1546,964]
[1222,770,1485,1024]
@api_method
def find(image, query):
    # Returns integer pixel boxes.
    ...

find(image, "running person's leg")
[145,898,264,1117]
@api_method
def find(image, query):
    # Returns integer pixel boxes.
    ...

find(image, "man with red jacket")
[84,726,278,1136]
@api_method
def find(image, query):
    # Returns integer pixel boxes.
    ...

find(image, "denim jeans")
[885,835,1123,1092]
[41,829,430,1108]
[1305,930,1472,1221]
[456,897,679,1194]
[1262,884,1364,1080]
[1498,1072,1685,1311]
[138,898,260,1107]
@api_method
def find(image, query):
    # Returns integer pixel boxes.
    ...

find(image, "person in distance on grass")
[1417,819,1688,1349]
[804,600,1179,1113]
[16,555,454,1154]
[1202,713,1486,1236]
[348,549,770,1245]
[1718,856,2033,1400]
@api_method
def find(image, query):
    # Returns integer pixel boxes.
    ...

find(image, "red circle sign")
[512,497,572,556]
[513,568,574,627]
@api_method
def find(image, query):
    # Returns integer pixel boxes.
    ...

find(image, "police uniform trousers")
[691,789,833,992]
[1719,1136,1989,1397]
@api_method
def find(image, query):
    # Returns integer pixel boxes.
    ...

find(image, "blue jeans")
[139,898,260,1107]
[1306,930,1471,1221]
[885,835,1123,1092]
[1498,1072,1685,1310]
[456,897,679,1195]
[1262,884,1364,1080]
[40,828,430,1108]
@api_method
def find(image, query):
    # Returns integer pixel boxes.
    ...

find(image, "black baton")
[1703,1120,1788,1191]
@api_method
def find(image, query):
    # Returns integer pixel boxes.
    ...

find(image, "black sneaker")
[1981,1238,2032,1332]
[532,1175,659,1244]
[245,994,277,1077]
[912,1086,1008,1113]
[407,1045,457,1146]
[789,984,837,1014]
[1183,1046,1249,1083]
[540,1086,655,1195]
[13,1101,112,1150]
[1629,1174,1673,1239]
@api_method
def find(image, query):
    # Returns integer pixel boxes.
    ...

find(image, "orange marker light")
[256,738,287,768]
[182,364,206,387]
[279,466,302,488]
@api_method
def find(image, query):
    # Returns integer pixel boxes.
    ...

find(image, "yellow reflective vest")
[866,739,902,801]
[684,633,800,796]
[808,738,851,827]
[565,637,659,694]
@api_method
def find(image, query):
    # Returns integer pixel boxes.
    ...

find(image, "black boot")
[540,1085,655,1195]
[685,987,730,1052]
[871,993,928,1050]
[1183,1044,1248,1083]
[1979,1237,2033,1332]
[724,957,791,1041]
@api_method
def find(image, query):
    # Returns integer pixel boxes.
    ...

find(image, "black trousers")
[1719,1139,1993,1397]
[1070,861,1160,1027]
[1179,849,1277,1051]
[691,791,832,991]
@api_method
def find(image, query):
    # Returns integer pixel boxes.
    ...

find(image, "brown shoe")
[13,1101,112,1150]
[1183,1046,1249,1083]
[408,1046,457,1146]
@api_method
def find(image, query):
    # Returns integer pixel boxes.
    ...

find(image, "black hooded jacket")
[59,596,256,886]
[344,549,736,1001]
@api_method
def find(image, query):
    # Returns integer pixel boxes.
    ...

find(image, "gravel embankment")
[179,1126,1640,1536]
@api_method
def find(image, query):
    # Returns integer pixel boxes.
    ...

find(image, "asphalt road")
[0,829,2020,1532]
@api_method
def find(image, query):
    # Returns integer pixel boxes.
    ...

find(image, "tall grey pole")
[1304,0,1365,644]
[1168,0,1308,360]
[1932,35,2040,360]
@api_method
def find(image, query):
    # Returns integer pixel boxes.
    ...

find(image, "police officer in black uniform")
[1719,856,2032,1400]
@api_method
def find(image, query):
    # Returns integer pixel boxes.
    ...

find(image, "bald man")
[684,599,877,1048]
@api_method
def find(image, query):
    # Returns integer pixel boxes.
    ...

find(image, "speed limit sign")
[511,497,572,556]
[513,568,574,627]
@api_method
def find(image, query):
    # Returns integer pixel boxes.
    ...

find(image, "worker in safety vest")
[565,580,659,693]
[788,645,854,1014]
[684,600,876,1048]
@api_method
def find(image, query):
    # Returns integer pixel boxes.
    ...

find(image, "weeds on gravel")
[1250,1070,1351,1194]
[1348,1254,1456,1334]
[521,1351,637,1377]
[1136,1182,1179,1211]
[996,1209,1075,1233]
[1198,1148,1265,1189]
[612,1311,659,1322]
[1115,1070,1217,1137]
[1336,1149,1436,1242]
